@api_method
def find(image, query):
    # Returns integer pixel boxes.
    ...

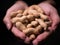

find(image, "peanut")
[27,24,32,28]
[34,25,42,34]
[10,12,18,18]
[28,10,38,15]
[11,17,21,23]
[16,10,23,14]
[27,21,38,28]
[10,10,23,18]
[35,19,47,30]
[11,16,27,23]
[10,5,52,41]
[23,9,28,15]
[27,15,35,21]
[16,13,23,17]
[29,34,35,40]
[23,28,35,34]
[15,22,26,31]
[45,21,52,26]
[29,5,43,13]
[31,21,38,27]
[39,13,48,20]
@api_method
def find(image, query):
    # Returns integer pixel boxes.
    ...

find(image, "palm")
[3,1,28,40]
[32,2,60,45]
[3,1,60,45]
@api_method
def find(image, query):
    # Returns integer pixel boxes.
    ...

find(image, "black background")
[0,0,60,45]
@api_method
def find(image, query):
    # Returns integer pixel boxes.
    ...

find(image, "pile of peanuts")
[10,5,52,41]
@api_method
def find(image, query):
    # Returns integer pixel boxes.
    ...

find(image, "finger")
[38,3,50,15]
[3,15,12,30]
[24,37,30,44]
[48,8,60,31]
[48,25,57,32]
[33,32,50,45]
[11,26,26,40]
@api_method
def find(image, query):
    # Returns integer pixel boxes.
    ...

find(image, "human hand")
[3,1,28,40]
[32,2,60,45]
[3,1,60,45]
[24,2,60,45]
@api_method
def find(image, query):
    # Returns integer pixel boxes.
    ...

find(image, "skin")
[3,0,60,45]
[32,2,60,45]
[3,1,28,40]
[45,0,55,5]
[24,2,60,45]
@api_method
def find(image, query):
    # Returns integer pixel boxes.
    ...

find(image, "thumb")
[3,15,12,30]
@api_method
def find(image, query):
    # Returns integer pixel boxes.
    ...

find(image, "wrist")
[15,1,28,9]
[42,0,55,6]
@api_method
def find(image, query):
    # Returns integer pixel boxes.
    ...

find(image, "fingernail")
[7,24,11,30]
[33,40,38,45]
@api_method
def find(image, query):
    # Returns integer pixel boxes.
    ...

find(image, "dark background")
[0,0,60,45]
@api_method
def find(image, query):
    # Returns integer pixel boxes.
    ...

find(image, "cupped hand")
[24,2,60,45]
[3,1,60,45]
[32,2,60,45]
[3,1,28,40]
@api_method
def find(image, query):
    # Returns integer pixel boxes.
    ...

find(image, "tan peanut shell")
[10,10,23,18]
[29,5,43,13]
[16,13,23,17]
[27,24,32,28]
[39,13,48,20]
[16,10,23,14]
[29,34,35,40]
[11,16,27,23]
[23,9,28,15]
[15,22,26,31]
[23,28,35,34]
[28,10,38,15]
[10,5,52,41]
[31,21,38,27]
[10,12,18,18]
[34,25,42,34]
[35,19,47,30]
[27,15,35,21]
